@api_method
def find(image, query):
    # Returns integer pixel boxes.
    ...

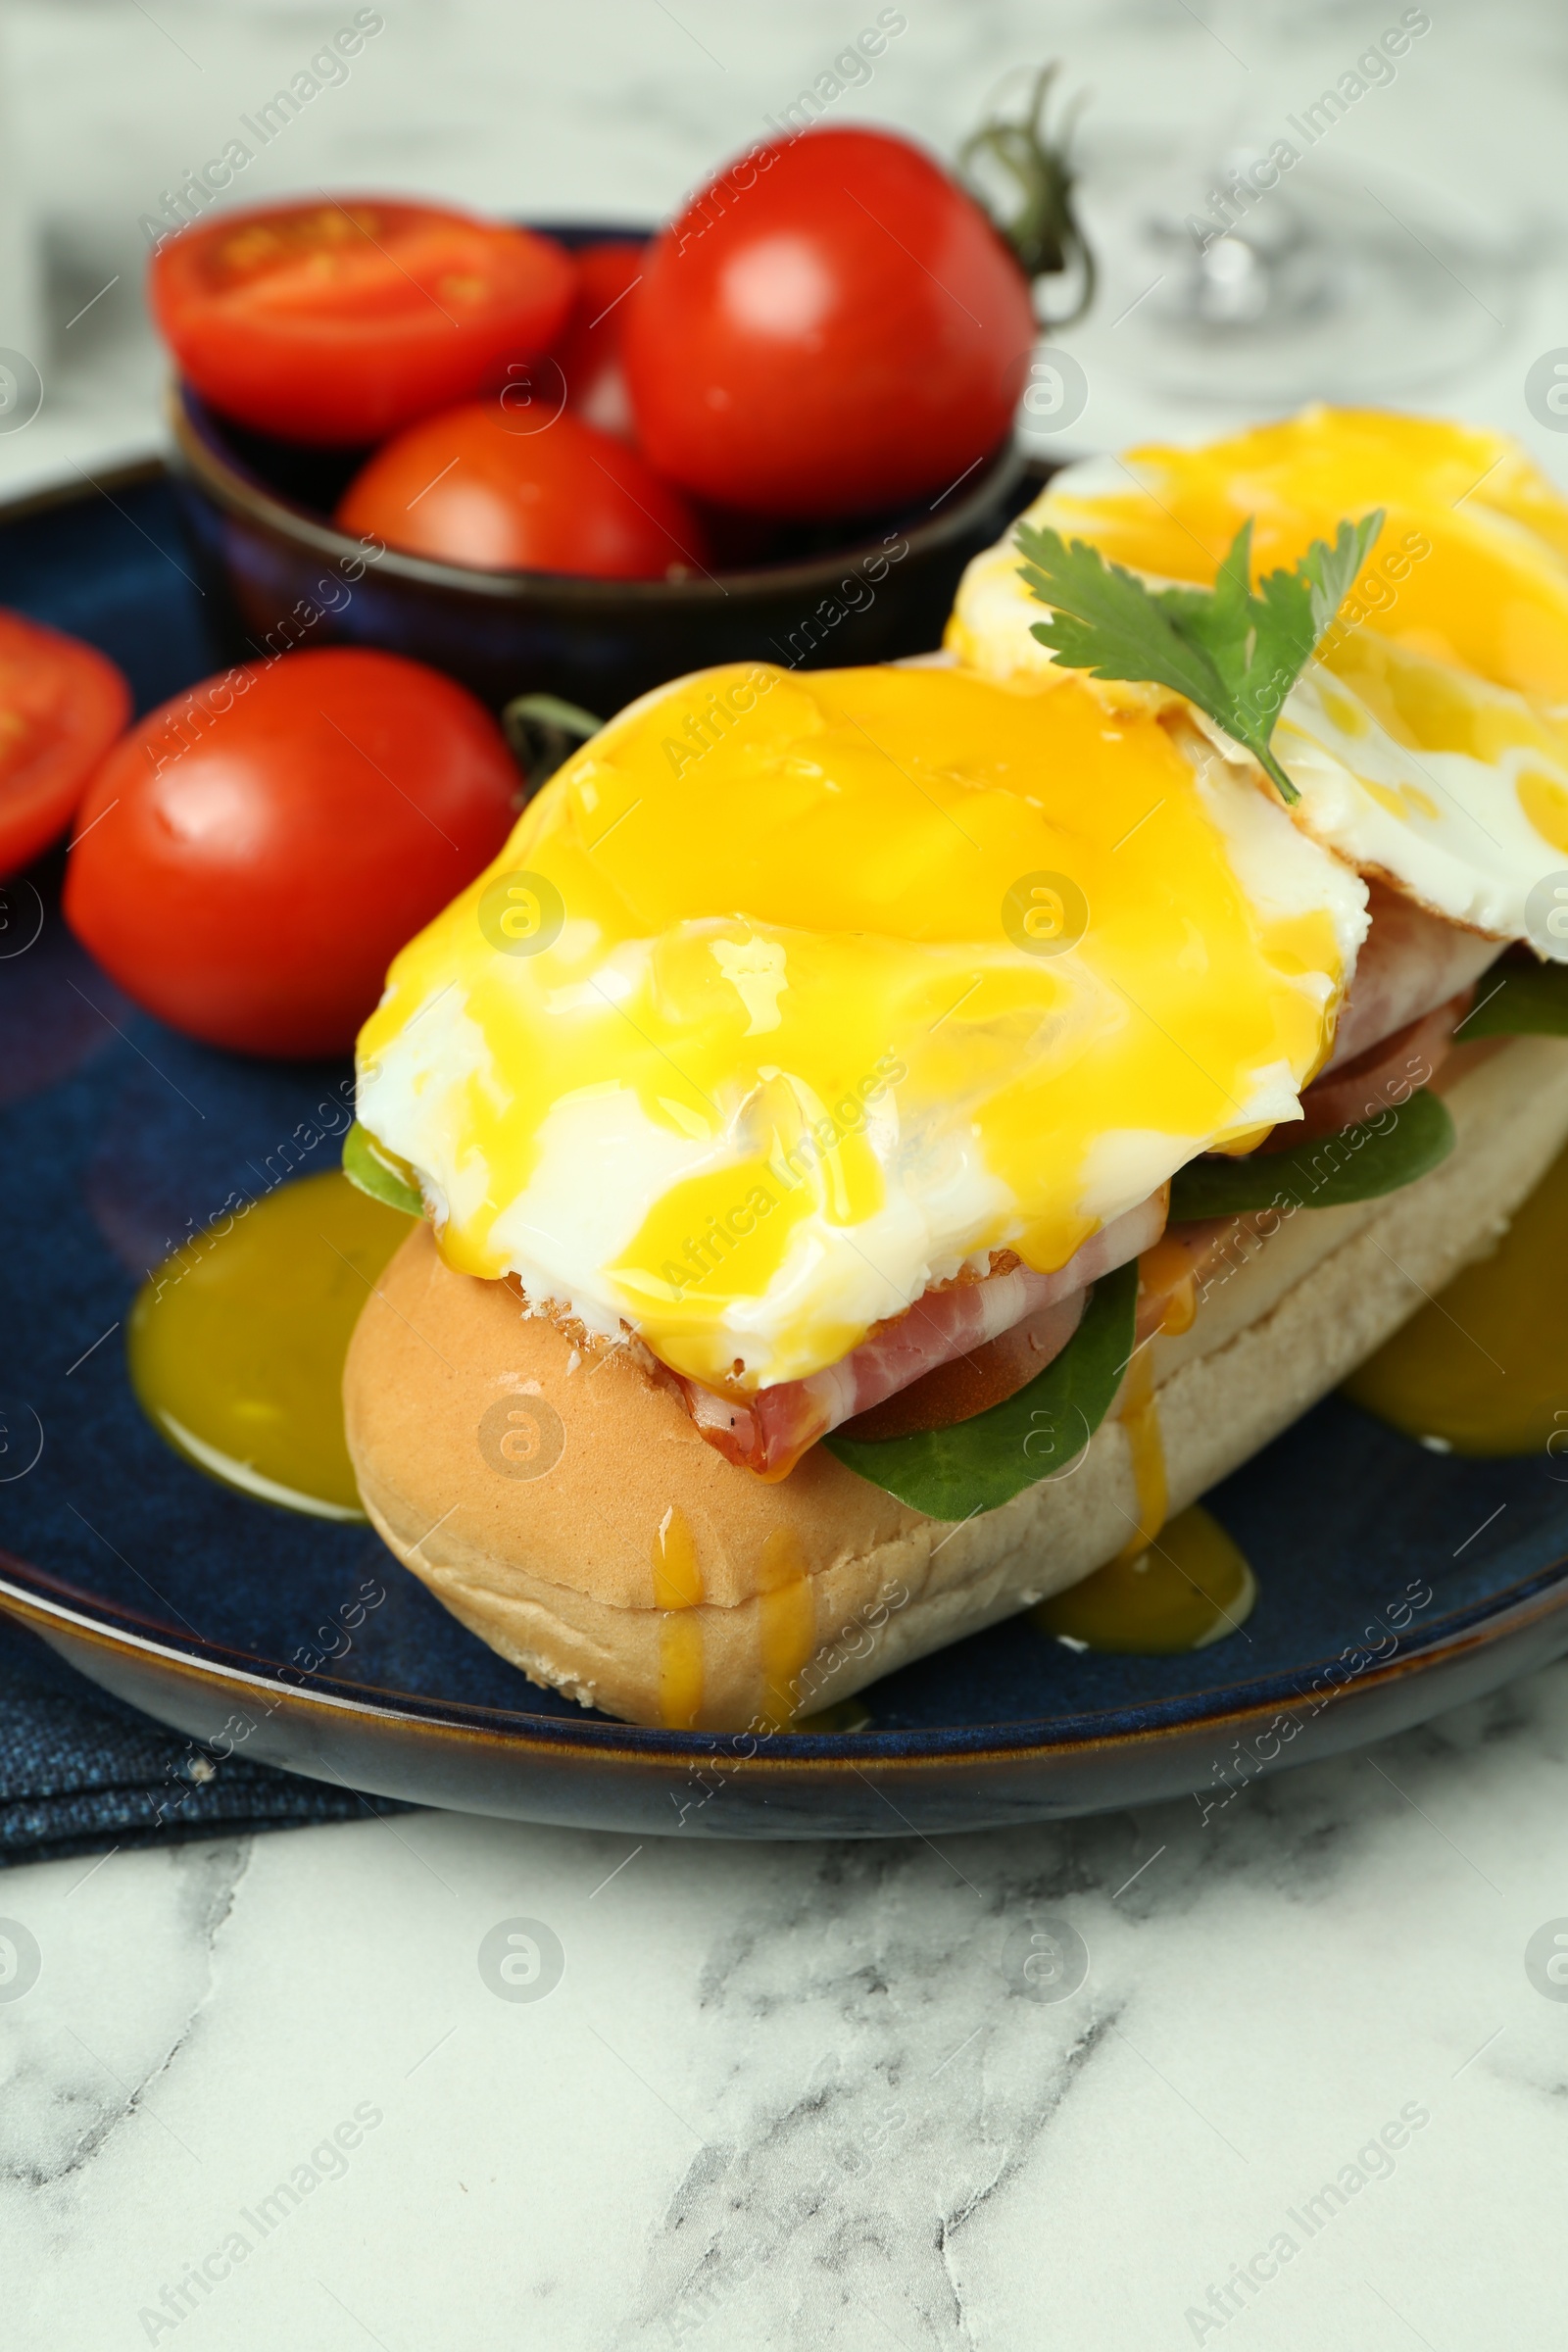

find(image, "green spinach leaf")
[1168,1088,1454,1222]
[1458,958,1568,1039]
[342,1121,422,1217]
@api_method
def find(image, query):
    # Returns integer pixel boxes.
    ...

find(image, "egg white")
[357,714,1366,1388]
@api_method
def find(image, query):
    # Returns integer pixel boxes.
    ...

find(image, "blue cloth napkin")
[0,1616,408,1866]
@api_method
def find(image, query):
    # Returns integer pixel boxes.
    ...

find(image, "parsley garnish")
[1014,510,1384,807]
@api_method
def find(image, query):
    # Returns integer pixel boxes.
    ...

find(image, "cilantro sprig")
[1013,509,1384,807]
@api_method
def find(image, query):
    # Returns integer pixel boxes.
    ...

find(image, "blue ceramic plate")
[4,468,1568,1839]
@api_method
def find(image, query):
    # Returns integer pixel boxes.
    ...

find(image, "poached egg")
[949,405,1568,949]
[356,660,1364,1394]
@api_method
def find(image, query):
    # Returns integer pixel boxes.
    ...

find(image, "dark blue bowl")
[164,220,1035,716]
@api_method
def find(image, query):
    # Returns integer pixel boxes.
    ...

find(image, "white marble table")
[6,5,1568,2344]
[5,1658,1568,2350]
[4,0,1568,495]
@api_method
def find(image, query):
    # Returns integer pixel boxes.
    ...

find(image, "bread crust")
[343,1036,1568,1731]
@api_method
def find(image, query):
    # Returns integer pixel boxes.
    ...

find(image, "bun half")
[344,1037,1568,1730]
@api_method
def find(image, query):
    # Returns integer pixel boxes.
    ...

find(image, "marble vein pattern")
[4,1663,1568,2346]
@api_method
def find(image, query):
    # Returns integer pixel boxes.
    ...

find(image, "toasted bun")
[344,1035,1568,1731]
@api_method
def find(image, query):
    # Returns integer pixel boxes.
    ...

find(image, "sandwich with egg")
[341,408,1568,1733]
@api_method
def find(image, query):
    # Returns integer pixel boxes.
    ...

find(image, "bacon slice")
[841,1292,1087,1441]
[1261,990,1469,1152]
[1326,882,1500,1071]
[667,1194,1167,1480]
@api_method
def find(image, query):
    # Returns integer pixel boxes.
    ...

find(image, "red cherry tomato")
[554,239,648,439]
[335,403,710,578]
[0,611,130,878]
[622,126,1036,518]
[151,199,576,446]
[64,649,518,1058]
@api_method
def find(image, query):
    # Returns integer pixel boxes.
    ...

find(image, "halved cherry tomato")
[151,199,576,446]
[622,126,1036,518]
[555,239,647,439]
[335,404,710,578]
[0,611,130,877]
[64,648,518,1058]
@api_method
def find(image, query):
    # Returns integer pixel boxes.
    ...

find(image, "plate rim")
[6,1539,1568,1772]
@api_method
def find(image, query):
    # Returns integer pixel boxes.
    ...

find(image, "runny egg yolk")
[1033,1504,1257,1653]
[127,1170,412,1518]
[1343,1132,1568,1455]
[356,662,1356,1394]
